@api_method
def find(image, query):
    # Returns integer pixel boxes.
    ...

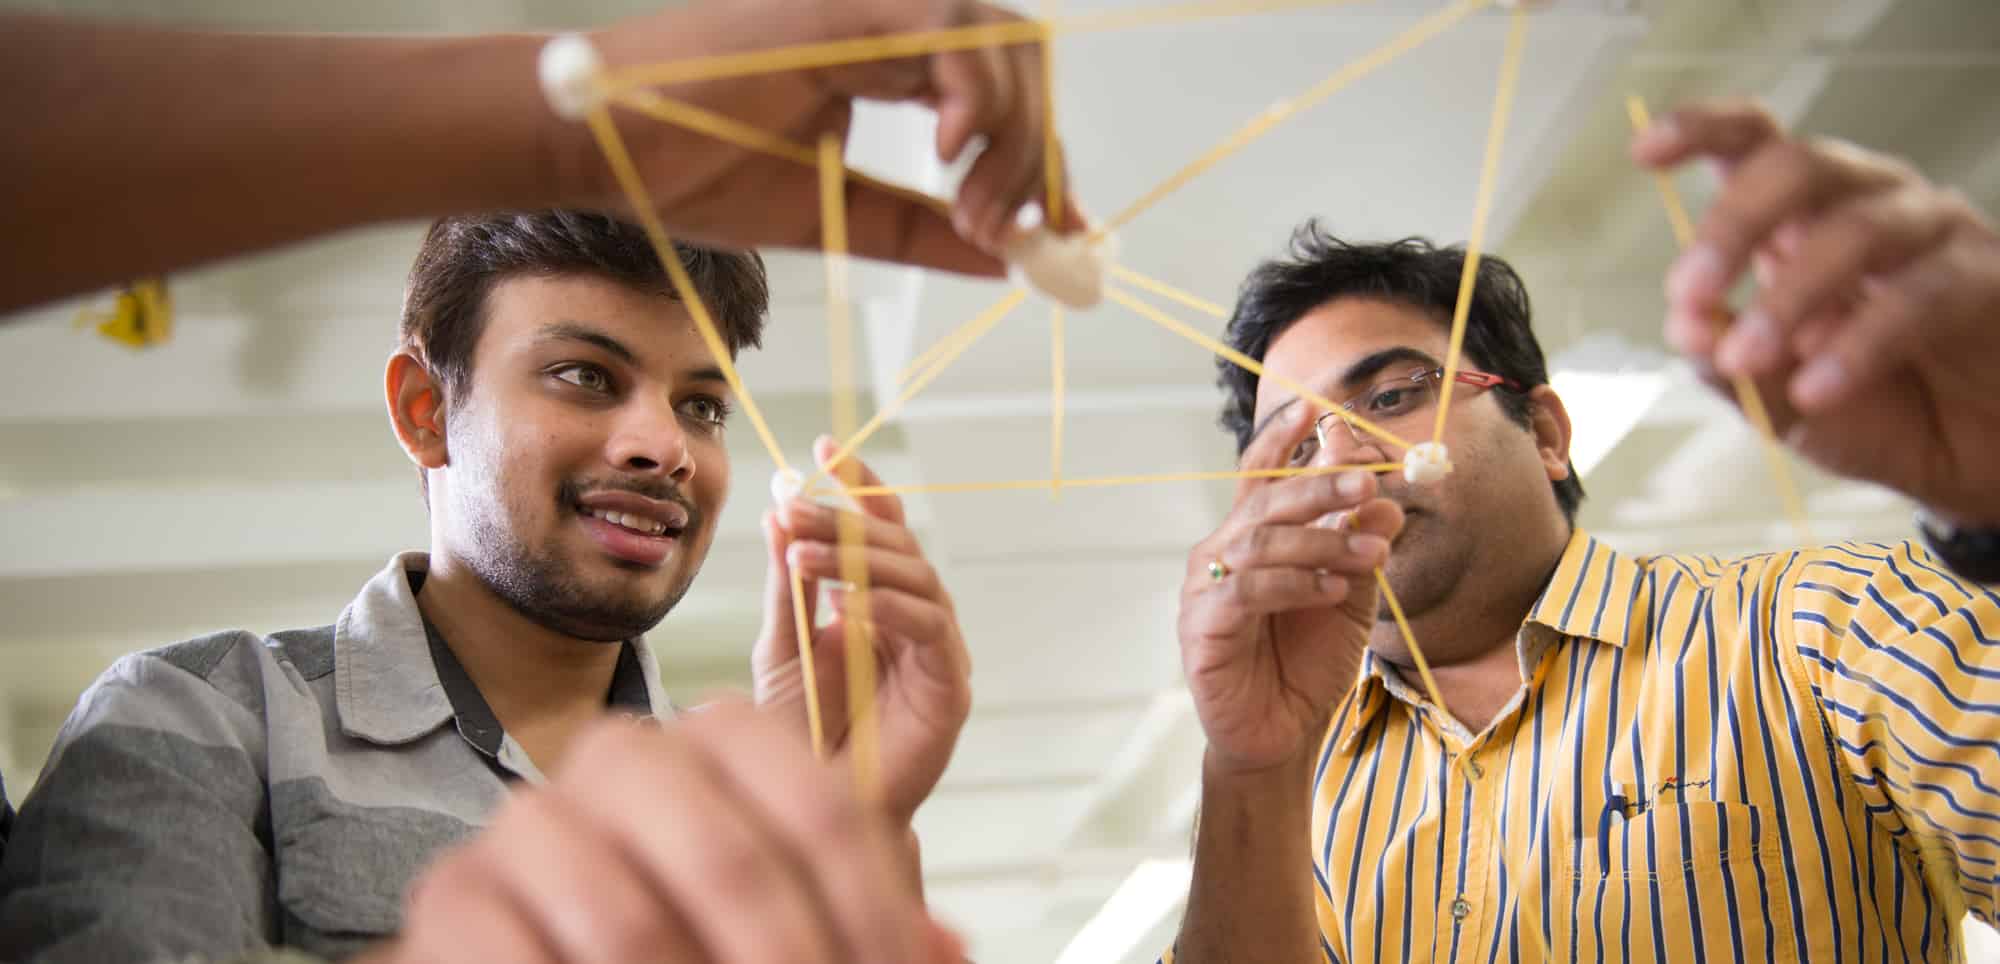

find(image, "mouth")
[578,506,683,538]
[571,491,693,567]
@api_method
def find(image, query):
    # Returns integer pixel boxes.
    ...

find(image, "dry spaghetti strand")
[1100,0,1486,236]
[1106,286,1411,451]
[835,462,1404,498]
[1626,95,1814,541]
[819,134,882,802]
[582,108,789,473]
[604,0,1375,92]
[1110,264,1230,319]
[815,289,1030,487]
[609,88,952,217]
[1432,4,1526,441]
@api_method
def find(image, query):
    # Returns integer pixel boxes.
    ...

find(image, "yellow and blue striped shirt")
[1181,529,2000,962]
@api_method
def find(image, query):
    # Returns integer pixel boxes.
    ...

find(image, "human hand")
[1179,402,1403,776]
[562,0,1083,277]
[754,436,973,826]
[1633,99,2000,526]
[364,702,965,964]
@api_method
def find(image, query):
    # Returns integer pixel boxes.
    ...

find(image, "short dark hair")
[400,209,768,402]
[1218,221,1584,522]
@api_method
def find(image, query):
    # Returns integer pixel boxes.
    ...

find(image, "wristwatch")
[1915,508,2000,584]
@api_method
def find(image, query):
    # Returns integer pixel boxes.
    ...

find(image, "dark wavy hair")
[1217,221,1583,522]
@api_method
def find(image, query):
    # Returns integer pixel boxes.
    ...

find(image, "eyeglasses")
[1288,367,1522,467]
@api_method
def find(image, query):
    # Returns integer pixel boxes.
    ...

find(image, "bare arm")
[2,0,1076,315]
[1173,749,1324,964]
[0,15,554,312]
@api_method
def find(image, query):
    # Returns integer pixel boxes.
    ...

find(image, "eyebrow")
[536,322,639,367]
[1247,346,1444,443]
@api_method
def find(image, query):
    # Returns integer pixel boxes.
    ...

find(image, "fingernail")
[1667,244,1727,303]
[1793,357,1848,409]
[951,206,974,239]
[1349,534,1389,561]
[1716,311,1775,375]
[1737,309,1781,369]
[1664,308,1711,357]
[1633,116,1679,154]
[1336,470,1371,500]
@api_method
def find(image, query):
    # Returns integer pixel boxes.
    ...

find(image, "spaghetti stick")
[1105,286,1412,451]
[1373,568,1450,727]
[1432,4,1526,441]
[610,88,951,218]
[1110,264,1230,319]
[839,463,1404,498]
[583,108,790,473]
[604,0,1372,93]
[1099,0,1485,236]
[788,565,825,758]
[896,288,1022,385]
[1626,95,1814,541]
[820,134,881,802]
[814,289,1030,487]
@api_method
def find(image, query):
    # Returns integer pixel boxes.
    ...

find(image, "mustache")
[559,477,701,525]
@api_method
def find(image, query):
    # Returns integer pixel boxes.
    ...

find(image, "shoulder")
[61,624,336,753]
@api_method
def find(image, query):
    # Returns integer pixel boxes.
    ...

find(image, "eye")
[551,363,613,394]
[1366,384,1422,416]
[1287,434,1319,468]
[679,394,732,427]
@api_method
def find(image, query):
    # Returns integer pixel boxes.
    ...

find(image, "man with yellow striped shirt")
[1167,101,2000,963]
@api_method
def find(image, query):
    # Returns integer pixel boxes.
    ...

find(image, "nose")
[605,393,696,484]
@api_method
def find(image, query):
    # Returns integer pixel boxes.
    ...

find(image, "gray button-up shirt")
[0,552,670,963]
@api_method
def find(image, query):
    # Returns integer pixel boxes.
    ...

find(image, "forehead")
[475,273,708,364]
[1254,297,1446,412]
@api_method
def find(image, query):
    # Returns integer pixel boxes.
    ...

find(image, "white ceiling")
[5,0,2000,960]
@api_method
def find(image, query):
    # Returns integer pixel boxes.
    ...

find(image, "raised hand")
[367,701,965,964]
[754,435,973,825]
[570,0,1087,277]
[1633,99,2000,527]
[1178,402,1403,775]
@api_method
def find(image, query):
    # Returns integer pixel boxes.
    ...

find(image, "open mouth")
[570,489,693,567]
[578,506,683,539]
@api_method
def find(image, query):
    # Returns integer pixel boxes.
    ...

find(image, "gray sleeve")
[0,647,277,963]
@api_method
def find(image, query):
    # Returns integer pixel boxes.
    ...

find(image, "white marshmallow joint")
[539,34,607,121]
[1402,442,1453,485]
[1002,207,1114,310]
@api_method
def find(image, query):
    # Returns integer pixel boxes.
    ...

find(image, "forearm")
[0,15,564,312]
[1172,748,1323,964]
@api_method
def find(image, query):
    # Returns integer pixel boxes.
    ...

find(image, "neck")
[415,550,625,770]
[1374,529,1570,734]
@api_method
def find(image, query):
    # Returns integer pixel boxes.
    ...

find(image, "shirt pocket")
[271,777,474,958]
[1553,800,1802,963]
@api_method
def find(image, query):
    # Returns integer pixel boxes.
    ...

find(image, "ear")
[386,352,449,474]
[1524,384,1575,483]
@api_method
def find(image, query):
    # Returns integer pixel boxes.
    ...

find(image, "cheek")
[691,438,731,513]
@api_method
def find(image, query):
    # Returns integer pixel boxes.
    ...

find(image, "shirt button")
[1452,897,1472,921]
[1467,760,1485,779]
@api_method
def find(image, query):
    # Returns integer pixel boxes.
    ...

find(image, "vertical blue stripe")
[1371,721,1418,964]
[1745,566,1815,959]
[1765,554,1848,963]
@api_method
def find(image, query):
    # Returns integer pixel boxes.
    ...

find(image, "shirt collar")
[334,552,674,747]
[1332,529,1644,754]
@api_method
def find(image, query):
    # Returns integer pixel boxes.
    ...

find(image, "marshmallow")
[539,34,606,121]
[1402,442,1454,485]
[1002,208,1113,309]
[770,467,806,505]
